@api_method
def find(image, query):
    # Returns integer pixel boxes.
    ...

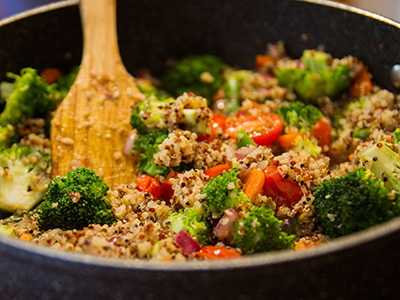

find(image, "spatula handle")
[80,0,121,74]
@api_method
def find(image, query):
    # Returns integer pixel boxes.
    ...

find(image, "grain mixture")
[1,44,400,261]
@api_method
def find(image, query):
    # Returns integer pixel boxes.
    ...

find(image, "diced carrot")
[40,68,62,84]
[311,118,331,151]
[350,65,373,98]
[20,232,32,242]
[242,168,265,198]
[277,133,303,149]
[255,55,275,69]
[205,163,232,179]
[196,246,241,260]
[295,237,324,251]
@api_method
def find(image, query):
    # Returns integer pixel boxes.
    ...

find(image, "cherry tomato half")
[226,112,283,146]
[197,113,227,142]
[263,165,303,208]
[135,174,162,199]
[161,171,179,204]
[196,246,241,260]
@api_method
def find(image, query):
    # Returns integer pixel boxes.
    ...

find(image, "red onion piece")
[215,208,239,240]
[175,231,200,254]
[234,147,254,159]
[122,131,138,156]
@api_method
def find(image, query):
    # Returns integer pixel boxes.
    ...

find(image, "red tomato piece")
[162,171,179,204]
[135,174,162,199]
[311,118,331,151]
[40,68,62,84]
[196,246,241,260]
[226,112,283,146]
[205,163,232,179]
[263,165,303,208]
[198,113,227,142]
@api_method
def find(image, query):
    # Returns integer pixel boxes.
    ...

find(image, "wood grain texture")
[51,0,141,188]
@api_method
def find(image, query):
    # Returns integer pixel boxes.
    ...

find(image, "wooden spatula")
[51,0,141,188]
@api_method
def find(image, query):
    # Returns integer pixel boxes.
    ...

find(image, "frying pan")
[0,0,400,299]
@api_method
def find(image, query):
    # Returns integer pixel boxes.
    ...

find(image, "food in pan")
[0,43,399,261]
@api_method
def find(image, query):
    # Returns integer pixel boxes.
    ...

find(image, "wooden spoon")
[51,0,141,188]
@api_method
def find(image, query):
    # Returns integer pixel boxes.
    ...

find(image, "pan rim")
[0,0,400,272]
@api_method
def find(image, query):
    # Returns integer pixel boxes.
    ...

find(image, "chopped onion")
[234,147,254,159]
[215,208,239,240]
[122,131,138,156]
[175,231,200,254]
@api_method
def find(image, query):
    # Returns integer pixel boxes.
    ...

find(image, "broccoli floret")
[162,55,224,103]
[361,142,400,193]
[168,205,212,246]
[130,95,175,135]
[54,66,79,99]
[232,205,295,254]
[276,50,351,102]
[0,68,61,126]
[0,146,51,213]
[313,167,400,238]
[277,102,323,132]
[37,168,116,231]
[133,131,170,177]
[292,135,322,157]
[0,125,18,148]
[223,70,252,115]
[201,167,248,216]
[136,78,159,98]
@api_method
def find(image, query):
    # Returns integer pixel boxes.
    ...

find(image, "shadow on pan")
[0,0,400,299]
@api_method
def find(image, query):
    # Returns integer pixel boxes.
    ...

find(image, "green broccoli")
[232,205,295,254]
[223,70,252,115]
[130,96,174,135]
[37,168,116,231]
[292,135,322,157]
[167,205,212,246]
[277,102,323,132]
[136,79,159,99]
[0,146,51,213]
[0,68,61,126]
[276,50,351,102]
[133,131,170,177]
[361,142,400,193]
[313,167,400,238]
[54,66,79,99]
[162,55,224,103]
[0,125,18,148]
[201,167,248,216]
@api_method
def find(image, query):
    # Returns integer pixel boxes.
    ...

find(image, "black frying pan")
[0,1,400,299]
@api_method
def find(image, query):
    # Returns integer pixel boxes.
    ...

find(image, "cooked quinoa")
[1,43,400,261]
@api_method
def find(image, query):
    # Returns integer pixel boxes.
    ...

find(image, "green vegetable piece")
[292,136,321,157]
[0,68,60,126]
[362,142,400,193]
[314,167,400,238]
[276,50,351,101]
[236,129,256,147]
[0,146,51,213]
[223,70,252,115]
[277,102,323,132]
[0,81,15,101]
[201,167,248,216]
[38,168,116,231]
[233,205,295,254]
[0,224,15,237]
[55,66,79,99]
[168,205,212,246]
[0,125,19,148]
[394,128,400,146]
[353,128,372,141]
[162,55,224,104]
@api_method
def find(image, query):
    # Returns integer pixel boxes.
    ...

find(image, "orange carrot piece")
[196,246,241,260]
[205,163,232,179]
[243,168,265,198]
[350,65,373,98]
[255,55,275,69]
[277,133,303,149]
[40,68,62,84]
[20,233,32,242]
